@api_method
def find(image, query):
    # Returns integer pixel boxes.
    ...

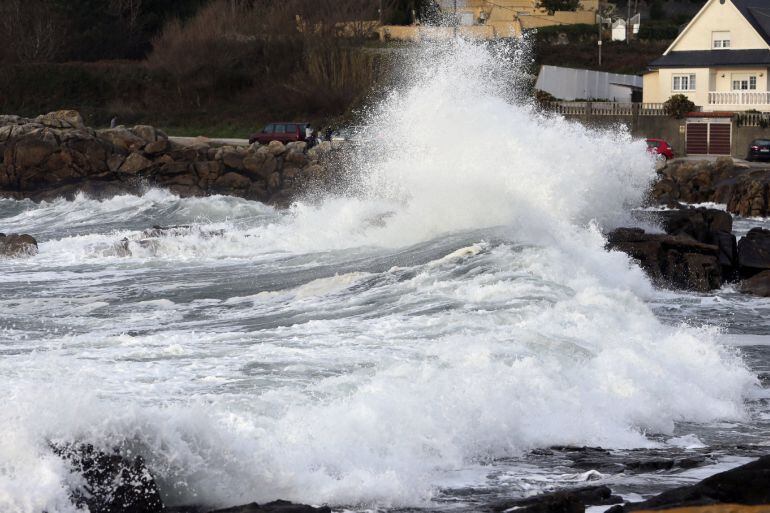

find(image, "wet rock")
[655,207,737,278]
[607,228,722,292]
[489,485,622,513]
[0,233,38,257]
[51,443,164,513]
[738,228,770,278]
[213,172,251,191]
[739,270,770,297]
[206,501,331,513]
[608,455,770,512]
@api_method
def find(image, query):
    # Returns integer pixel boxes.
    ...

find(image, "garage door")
[686,124,708,155]
[709,124,731,155]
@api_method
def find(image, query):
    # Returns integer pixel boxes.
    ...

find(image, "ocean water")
[1,40,768,513]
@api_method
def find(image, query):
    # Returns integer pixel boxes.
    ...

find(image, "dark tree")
[536,0,581,15]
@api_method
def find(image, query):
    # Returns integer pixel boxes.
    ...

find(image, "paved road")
[673,155,770,169]
[169,136,249,147]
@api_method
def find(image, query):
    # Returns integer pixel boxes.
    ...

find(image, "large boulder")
[208,501,331,513]
[119,152,154,175]
[737,227,770,278]
[739,270,770,297]
[242,154,277,181]
[656,207,737,277]
[52,443,164,513]
[0,233,38,257]
[607,228,722,292]
[14,129,59,167]
[608,455,770,512]
[34,110,86,130]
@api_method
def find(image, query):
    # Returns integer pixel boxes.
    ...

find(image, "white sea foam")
[0,38,760,512]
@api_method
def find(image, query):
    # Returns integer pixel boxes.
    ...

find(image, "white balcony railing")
[708,91,770,106]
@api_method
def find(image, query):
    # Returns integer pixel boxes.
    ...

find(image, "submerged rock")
[0,233,38,257]
[206,501,331,513]
[608,455,770,512]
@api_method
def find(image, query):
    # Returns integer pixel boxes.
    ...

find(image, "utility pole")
[627,0,631,45]
[454,0,458,38]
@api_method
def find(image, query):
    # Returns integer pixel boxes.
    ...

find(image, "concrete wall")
[558,112,770,158]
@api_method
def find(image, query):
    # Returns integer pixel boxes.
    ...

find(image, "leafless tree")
[0,0,67,63]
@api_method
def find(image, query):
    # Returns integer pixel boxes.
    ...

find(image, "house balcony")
[707,91,770,111]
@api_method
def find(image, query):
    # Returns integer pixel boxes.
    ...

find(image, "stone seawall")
[0,111,335,205]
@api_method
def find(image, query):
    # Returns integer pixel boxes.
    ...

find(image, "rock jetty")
[0,111,334,205]
[652,157,770,218]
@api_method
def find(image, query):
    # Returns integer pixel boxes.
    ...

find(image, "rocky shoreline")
[0,111,336,206]
[48,441,770,513]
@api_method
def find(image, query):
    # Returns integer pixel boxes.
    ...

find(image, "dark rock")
[611,455,770,512]
[655,207,737,278]
[51,443,165,513]
[489,486,622,513]
[0,233,38,257]
[738,227,770,278]
[0,110,335,206]
[739,270,770,297]
[207,501,331,513]
[213,172,251,191]
[607,228,722,291]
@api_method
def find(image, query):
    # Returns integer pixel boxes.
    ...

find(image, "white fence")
[546,102,667,116]
[708,91,770,107]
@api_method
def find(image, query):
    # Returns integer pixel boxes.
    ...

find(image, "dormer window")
[712,31,731,48]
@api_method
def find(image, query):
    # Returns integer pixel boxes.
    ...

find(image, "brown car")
[249,122,310,145]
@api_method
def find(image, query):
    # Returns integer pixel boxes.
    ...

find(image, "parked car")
[747,139,770,161]
[330,127,363,144]
[646,138,674,160]
[249,122,310,145]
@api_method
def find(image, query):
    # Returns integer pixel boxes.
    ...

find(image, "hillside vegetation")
[0,0,688,136]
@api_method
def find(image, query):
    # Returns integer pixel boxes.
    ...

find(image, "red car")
[249,122,310,145]
[646,138,675,160]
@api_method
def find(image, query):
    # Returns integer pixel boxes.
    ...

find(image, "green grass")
[156,119,260,139]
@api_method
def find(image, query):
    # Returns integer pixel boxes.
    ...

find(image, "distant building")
[536,65,643,102]
[643,0,770,112]
[379,0,600,41]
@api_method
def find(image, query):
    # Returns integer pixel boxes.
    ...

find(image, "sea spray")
[0,38,759,512]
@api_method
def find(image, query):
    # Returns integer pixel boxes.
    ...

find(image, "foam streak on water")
[0,39,760,512]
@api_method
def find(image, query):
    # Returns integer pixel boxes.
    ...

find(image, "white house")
[643,0,770,112]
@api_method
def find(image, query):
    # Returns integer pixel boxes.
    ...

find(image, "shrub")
[664,94,696,119]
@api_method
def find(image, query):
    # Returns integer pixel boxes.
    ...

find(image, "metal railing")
[546,102,667,116]
[708,91,770,106]
[735,111,770,127]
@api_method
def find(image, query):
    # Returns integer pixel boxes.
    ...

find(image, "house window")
[712,31,731,48]
[672,74,696,91]
[732,74,758,90]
